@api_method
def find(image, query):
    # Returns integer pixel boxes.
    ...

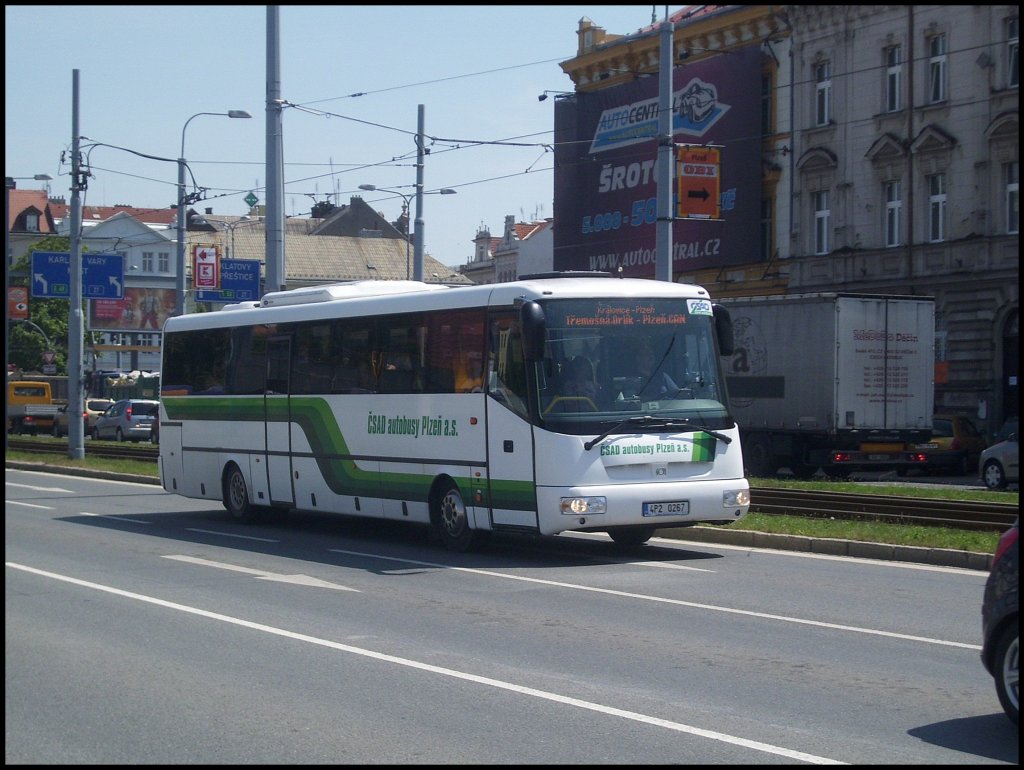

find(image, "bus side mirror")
[713,304,734,357]
[520,301,546,362]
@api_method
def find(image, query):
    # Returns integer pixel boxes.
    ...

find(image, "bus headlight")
[560,496,607,515]
[723,489,750,507]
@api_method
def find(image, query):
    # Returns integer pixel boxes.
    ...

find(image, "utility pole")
[264,5,286,294]
[68,69,85,459]
[413,104,425,282]
[655,16,675,283]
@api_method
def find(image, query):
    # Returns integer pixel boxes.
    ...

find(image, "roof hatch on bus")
[261,280,450,308]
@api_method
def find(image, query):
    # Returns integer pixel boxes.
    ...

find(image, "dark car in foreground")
[981,518,1018,725]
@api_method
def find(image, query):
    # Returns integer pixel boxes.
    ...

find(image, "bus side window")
[487,315,528,417]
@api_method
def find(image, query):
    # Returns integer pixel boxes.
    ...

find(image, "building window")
[813,190,830,255]
[815,61,832,126]
[142,251,154,272]
[158,251,170,273]
[760,197,773,261]
[1008,17,1019,88]
[24,213,40,233]
[885,45,902,112]
[927,173,946,243]
[928,34,947,103]
[1006,161,1019,235]
[884,180,902,247]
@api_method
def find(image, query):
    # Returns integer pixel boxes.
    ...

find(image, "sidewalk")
[7,459,994,571]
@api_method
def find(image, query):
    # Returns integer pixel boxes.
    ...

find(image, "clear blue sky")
[6,5,673,269]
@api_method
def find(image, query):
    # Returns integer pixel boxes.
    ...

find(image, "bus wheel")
[608,526,656,550]
[431,480,475,552]
[223,463,258,523]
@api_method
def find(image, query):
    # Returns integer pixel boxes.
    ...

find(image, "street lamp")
[358,184,413,279]
[175,110,251,316]
[358,184,456,280]
[5,173,53,452]
[194,215,263,260]
[537,90,574,101]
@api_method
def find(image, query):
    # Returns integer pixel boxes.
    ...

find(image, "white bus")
[158,273,750,551]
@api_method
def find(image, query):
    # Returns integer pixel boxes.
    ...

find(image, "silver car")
[91,399,159,442]
[979,430,1019,491]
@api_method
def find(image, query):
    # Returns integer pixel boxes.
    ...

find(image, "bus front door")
[485,400,538,530]
[265,337,295,507]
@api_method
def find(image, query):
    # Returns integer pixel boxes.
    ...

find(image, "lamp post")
[192,215,263,259]
[358,184,456,280]
[358,184,412,279]
[175,110,251,316]
[5,173,53,452]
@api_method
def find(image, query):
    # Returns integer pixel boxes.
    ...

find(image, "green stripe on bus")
[162,396,535,511]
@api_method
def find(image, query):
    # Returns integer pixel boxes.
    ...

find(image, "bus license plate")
[643,501,689,517]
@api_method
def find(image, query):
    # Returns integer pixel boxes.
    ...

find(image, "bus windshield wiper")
[583,415,732,451]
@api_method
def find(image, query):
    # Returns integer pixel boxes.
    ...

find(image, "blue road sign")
[195,258,261,303]
[30,251,125,299]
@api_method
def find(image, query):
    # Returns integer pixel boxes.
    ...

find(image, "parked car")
[91,399,159,442]
[915,415,989,476]
[979,430,1019,491]
[52,398,115,437]
[981,518,1018,725]
[84,398,116,431]
[149,413,160,444]
[993,416,1019,444]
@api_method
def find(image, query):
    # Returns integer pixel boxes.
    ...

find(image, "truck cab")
[6,380,57,435]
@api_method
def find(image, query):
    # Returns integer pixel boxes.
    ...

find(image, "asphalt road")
[5,468,1017,764]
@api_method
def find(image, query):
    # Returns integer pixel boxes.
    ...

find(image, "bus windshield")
[531,297,733,435]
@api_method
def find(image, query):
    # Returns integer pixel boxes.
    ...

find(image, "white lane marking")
[6,481,76,493]
[328,548,981,651]
[164,554,358,592]
[660,537,986,576]
[572,532,986,577]
[630,559,715,571]
[80,511,152,524]
[6,470,158,488]
[5,500,52,509]
[5,561,845,764]
[185,528,280,543]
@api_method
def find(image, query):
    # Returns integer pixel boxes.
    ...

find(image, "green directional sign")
[244,191,259,208]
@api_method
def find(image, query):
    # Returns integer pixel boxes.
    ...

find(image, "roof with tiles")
[48,199,177,227]
[513,220,551,240]
[199,218,470,285]
[7,189,57,233]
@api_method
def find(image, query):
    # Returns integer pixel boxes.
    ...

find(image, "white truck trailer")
[719,293,935,478]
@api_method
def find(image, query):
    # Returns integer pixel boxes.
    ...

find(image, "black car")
[981,518,1019,725]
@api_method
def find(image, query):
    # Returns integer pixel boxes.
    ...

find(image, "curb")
[6,460,161,486]
[7,460,993,571]
[662,524,993,571]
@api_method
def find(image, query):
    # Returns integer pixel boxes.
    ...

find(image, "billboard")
[90,287,176,332]
[552,45,763,277]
